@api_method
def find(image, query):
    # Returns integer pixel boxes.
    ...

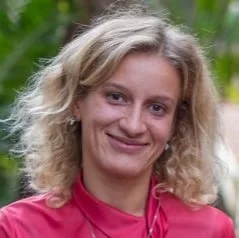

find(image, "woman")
[0,5,235,238]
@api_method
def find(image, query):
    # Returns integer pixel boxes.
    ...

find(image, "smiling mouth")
[106,133,148,153]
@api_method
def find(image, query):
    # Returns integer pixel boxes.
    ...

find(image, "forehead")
[102,52,181,102]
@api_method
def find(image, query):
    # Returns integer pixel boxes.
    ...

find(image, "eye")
[105,92,126,104]
[149,103,166,116]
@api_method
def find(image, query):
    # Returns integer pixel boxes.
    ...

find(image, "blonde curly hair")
[9,5,221,207]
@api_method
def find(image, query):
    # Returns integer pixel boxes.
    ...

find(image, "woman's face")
[74,52,180,179]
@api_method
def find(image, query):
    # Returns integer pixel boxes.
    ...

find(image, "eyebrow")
[102,82,129,93]
[102,82,177,106]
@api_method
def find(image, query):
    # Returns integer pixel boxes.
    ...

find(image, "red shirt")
[0,176,235,238]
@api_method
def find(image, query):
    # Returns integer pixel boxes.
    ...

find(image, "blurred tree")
[158,0,239,99]
[0,0,75,205]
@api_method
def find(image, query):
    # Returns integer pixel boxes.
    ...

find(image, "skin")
[74,52,181,216]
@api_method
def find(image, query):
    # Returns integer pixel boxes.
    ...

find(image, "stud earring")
[164,143,170,151]
[68,116,79,126]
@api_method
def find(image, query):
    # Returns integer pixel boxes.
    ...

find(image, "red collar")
[73,175,168,237]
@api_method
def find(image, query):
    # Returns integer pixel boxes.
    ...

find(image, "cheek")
[96,104,126,123]
[151,117,174,142]
[81,103,124,131]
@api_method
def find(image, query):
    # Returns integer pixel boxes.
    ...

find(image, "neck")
[82,166,152,216]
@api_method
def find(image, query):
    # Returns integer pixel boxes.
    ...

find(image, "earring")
[164,143,170,151]
[68,116,79,126]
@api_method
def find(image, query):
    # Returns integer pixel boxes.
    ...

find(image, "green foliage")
[160,0,239,102]
[0,0,76,206]
[0,154,18,206]
[0,0,72,105]
[226,80,239,103]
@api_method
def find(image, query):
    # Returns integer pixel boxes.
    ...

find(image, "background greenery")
[0,0,239,208]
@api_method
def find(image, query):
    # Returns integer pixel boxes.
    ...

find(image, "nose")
[119,105,147,137]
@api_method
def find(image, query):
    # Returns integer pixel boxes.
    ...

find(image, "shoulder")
[1,194,52,221]
[160,192,235,238]
[0,195,49,237]
[0,194,81,237]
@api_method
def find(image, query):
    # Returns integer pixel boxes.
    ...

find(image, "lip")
[106,133,148,154]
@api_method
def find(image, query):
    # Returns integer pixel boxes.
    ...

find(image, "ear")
[73,100,81,121]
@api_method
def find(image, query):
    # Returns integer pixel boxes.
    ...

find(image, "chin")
[102,162,151,179]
